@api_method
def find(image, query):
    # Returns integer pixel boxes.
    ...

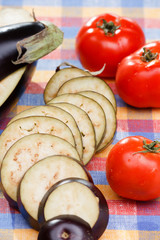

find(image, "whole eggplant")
[0,21,45,81]
[0,7,63,124]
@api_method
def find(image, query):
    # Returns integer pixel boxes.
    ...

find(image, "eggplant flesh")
[0,63,35,115]
[0,21,45,81]
[38,178,109,240]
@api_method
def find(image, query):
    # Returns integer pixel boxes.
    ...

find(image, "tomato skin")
[106,136,160,201]
[116,41,160,108]
[75,13,145,78]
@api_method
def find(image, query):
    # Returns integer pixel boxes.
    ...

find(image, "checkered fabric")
[0,0,160,239]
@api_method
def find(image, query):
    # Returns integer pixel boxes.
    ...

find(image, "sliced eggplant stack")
[56,76,116,111]
[17,155,93,230]
[44,63,91,103]
[38,178,109,240]
[0,133,80,208]
[48,93,106,149]
[79,91,117,152]
[0,116,76,167]
[48,102,96,165]
[0,64,35,118]
[7,105,83,159]
[38,215,94,240]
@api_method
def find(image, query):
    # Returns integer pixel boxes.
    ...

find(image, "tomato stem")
[96,19,120,36]
[133,140,160,154]
[140,48,158,62]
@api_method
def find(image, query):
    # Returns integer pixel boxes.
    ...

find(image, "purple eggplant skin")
[38,178,109,240]
[0,62,36,126]
[17,160,94,231]
[0,21,45,81]
[38,214,94,240]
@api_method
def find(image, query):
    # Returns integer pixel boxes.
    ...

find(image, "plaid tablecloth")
[0,0,160,239]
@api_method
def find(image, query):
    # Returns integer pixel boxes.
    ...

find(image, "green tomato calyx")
[133,140,160,154]
[96,19,120,36]
[140,48,158,62]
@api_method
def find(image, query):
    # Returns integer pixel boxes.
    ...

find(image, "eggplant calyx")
[12,21,63,65]
[140,47,158,62]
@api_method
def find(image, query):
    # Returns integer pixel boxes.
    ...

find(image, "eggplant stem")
[12,21,63,65]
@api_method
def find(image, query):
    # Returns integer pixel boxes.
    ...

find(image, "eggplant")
[0,8,35,118]
[0,63,35,120]
[0,115,77,166]
[38,215,94,240]
[56,76,117,111]
[48,102,96,165]
[0,7,63,121]
[0,21,45,81]
[79,91,117,152]
[0,15,63,81]
[17,155,93,230]
[38,178,109,240]
[44,63,91,103]
[0,133,80,208]
[48,93,106,150]
[7,105,83,159]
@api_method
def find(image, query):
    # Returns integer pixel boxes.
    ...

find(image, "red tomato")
[116,41,160,108]
[75,13,145,78]
[106,136,160,201]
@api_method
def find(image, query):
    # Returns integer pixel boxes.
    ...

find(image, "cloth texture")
[0,0,160,239]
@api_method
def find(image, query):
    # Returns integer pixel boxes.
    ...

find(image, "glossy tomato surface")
[106,136,160,201]
[116,41,160,108]
[76,13,145,78]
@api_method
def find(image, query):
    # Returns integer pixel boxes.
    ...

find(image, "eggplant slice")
[8,105,83,158]
[0,116,76,167]
[38,178,109,239]
[17,155,92,230]
[48,102,96,165]
[39,179,99,228]
[56,76,117,111]
[80,91,117,152]
[44,67,91,103]
[0,8,34,26]
[0,133,80,208]
[38,215,94,240]
[48,93,106,149]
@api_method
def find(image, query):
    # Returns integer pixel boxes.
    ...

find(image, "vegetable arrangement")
[1,5,160,239]
[0,64,113,239]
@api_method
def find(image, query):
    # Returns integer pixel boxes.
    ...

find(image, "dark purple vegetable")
[0,21,45,81]
[38,178,109,240]
[38,215,94,240]
[0,63,36,125]
[0,16,63,122]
